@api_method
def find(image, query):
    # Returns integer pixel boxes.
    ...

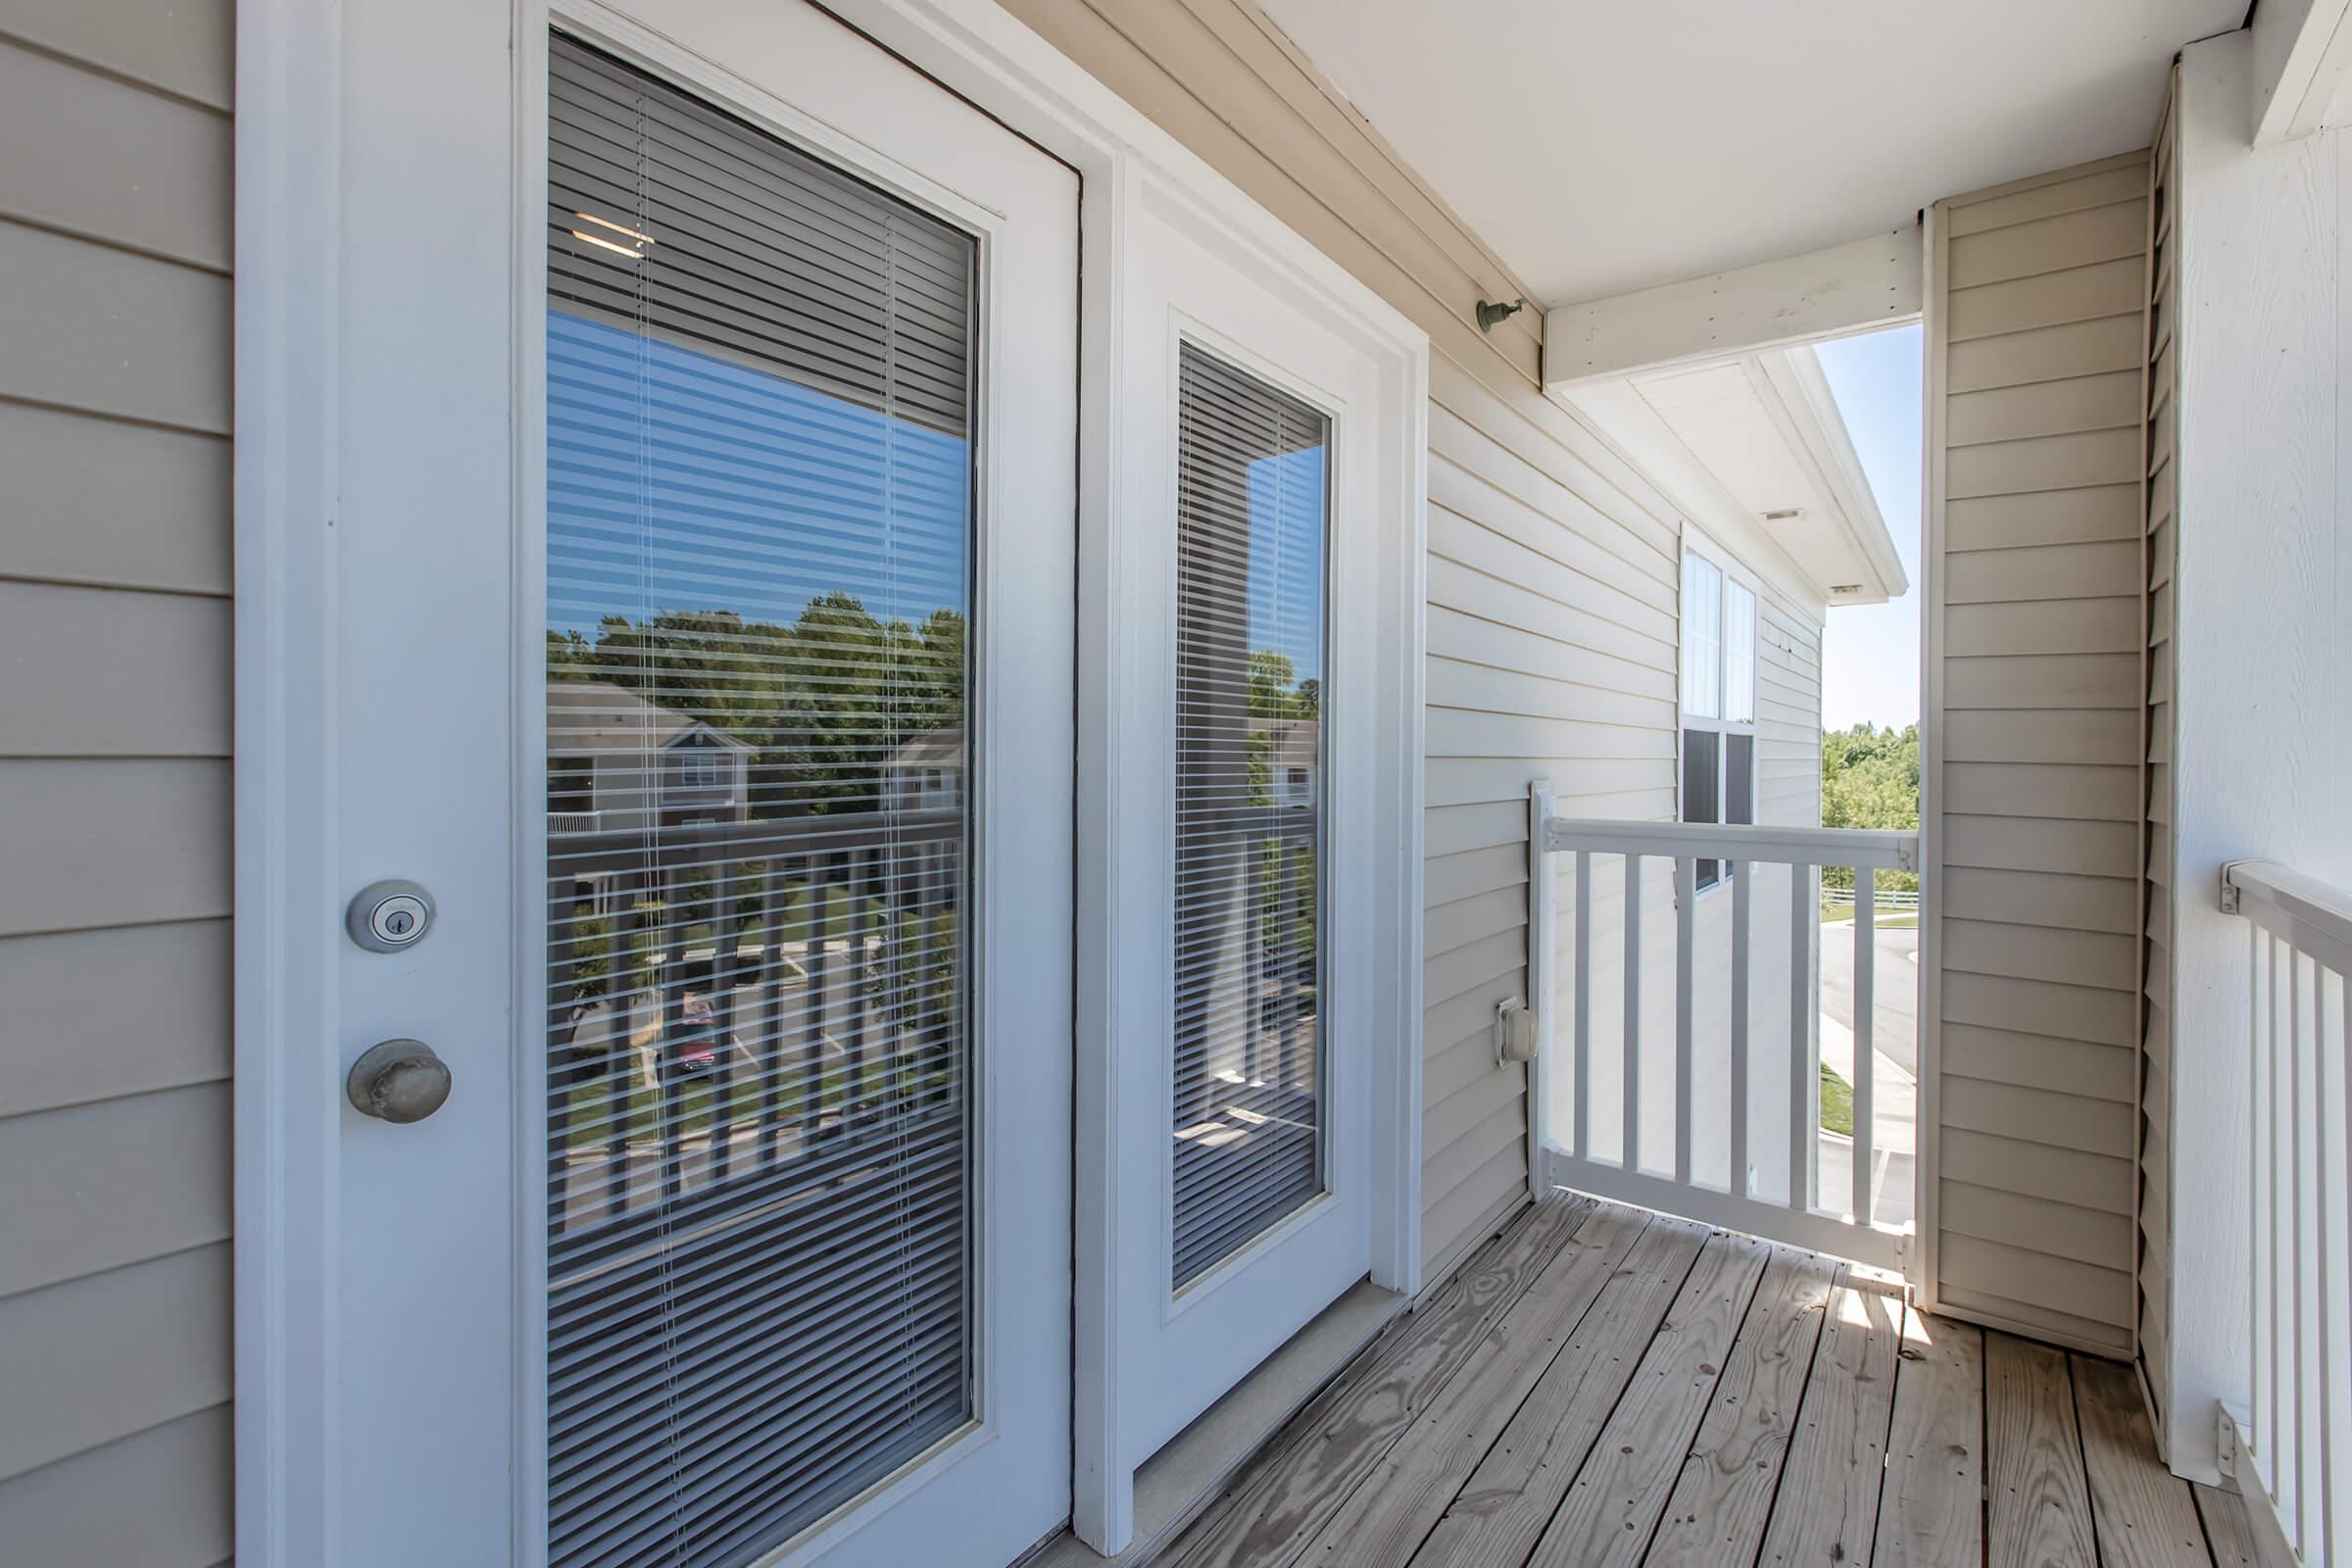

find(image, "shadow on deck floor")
[1147,1194,2259,1568]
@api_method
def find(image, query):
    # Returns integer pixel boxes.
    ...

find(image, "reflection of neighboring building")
[1251,716,1318,808]
[884,726,964,813]
[547,680,754,833]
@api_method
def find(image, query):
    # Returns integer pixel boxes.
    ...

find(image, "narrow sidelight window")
[1169,343,1330,1289]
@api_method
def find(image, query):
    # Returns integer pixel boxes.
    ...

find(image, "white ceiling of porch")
[1254,0,2243,305]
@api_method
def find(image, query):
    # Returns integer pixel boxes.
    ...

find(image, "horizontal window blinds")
[1170,343,1330,1288]
[544,33,977,1567]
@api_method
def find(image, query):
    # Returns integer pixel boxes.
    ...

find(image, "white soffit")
[1254,0,2239,305]
[1566,346,1904,609]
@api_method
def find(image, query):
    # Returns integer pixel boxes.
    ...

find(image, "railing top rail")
[2223,858,2352,973]
[1543,815,1920,874]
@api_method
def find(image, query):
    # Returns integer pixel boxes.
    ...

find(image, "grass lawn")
[1820,1061,1854,1137]
[1820,902,1918,929]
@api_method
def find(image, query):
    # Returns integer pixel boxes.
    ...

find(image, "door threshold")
[1022,1278,1406,1567]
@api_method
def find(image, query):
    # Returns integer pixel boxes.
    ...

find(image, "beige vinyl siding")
[1927,152,2150,1357]
[997,0,1695,1285]
[0,4,235,1564]
[2137,74,2178,1429]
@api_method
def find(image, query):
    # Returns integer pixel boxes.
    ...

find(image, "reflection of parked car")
[667,991,719,1078]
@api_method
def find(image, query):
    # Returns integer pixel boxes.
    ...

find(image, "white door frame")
[233,2,1428,1563]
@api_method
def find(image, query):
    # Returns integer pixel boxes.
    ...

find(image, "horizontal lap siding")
[0,5,235,1564]
[2138,79,2178,1423]
[999,0,1690,1285]
[1928,153,2150,1356]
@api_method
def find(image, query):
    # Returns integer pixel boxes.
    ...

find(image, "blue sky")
[1814,324,1924,732]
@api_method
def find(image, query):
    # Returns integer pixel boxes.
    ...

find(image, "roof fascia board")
[1749,346,1910,601]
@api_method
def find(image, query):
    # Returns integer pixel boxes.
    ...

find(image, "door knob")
[347,1039,453,1123]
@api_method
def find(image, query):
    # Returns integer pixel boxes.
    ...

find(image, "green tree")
[1820,720,1920,891]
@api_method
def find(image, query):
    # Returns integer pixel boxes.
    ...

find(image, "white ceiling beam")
[2251,0,2352,146]
[1541,226,1921,391]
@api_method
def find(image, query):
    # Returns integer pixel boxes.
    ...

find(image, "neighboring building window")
[548,755,595,816]
[1680,551,1758,890]
[678,743,719,788]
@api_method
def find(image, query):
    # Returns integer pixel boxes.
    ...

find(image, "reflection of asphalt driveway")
[1819,921,1918,1075]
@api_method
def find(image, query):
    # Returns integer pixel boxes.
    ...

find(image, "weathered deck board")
[1517,1231,1771,1568]
[2191,1482,2260,1567]
[1645,1248,1840,1567]
[1257,1202,1655,1567]
[1987,1331,2100,1568]
[1874,1307,1985,1568]
[2071,1355,2210,1567]
[1108,1197,2224,1568]
[1165,1196,1595,1568]
[1398,1217,1708,1568]
[1754,1266,1904,1568]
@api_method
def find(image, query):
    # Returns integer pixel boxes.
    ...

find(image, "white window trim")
[1679,544,1760,894]
[233,2,1429,1563]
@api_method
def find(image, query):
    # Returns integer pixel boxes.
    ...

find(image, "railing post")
[1528,781,1556,1198]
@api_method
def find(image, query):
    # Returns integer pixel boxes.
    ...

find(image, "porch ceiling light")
[570,210,655,259]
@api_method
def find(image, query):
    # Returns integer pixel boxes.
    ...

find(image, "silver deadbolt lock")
[347,879,434,953]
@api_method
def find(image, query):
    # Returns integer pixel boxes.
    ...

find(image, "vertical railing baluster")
[1730,858,1750,1200]
[1573,849,1592,1162]
[1788,859,1813,1212]
[1674,856,1694,1188]
[758,863,783,1164]
[806,857,831,1133]
[2291,945,2310,1550]
[2271,931,2288,1497]
[606,871,635,1220]
[1624,853,1642,1174]
[1854,871,1876,1226]
[547,879,576,1231]
[2314,958,2332,1568]
[657,855,686,1203]
[709,852,738,1185]
[2254,924,2273,1489]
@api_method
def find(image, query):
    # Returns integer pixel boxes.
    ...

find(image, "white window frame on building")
[1679,546,1758,892]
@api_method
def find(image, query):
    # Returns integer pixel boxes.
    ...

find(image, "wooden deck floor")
[1153,1195,2261,1568]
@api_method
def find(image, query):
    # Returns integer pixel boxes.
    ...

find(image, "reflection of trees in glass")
[1242,649,1319,979]
[548,594,966,816]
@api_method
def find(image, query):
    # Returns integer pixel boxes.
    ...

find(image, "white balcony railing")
[2222,858,2352,1568]
[1528,783,1918,1271]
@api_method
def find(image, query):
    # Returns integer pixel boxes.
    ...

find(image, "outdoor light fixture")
[1475,296,1526,332]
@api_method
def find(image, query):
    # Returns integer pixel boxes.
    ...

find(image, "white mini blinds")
[1170,343,1330,1290]
[544,34,978,1568]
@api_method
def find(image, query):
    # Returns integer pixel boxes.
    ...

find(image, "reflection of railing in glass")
[547,808,963,1242]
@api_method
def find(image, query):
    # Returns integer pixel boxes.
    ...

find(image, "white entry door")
[324,1,1076,1564]
[1095,183,1413,1497]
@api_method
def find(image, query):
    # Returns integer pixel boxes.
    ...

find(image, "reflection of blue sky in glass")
[547,310,967,638]
[1247,446,1326,688]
